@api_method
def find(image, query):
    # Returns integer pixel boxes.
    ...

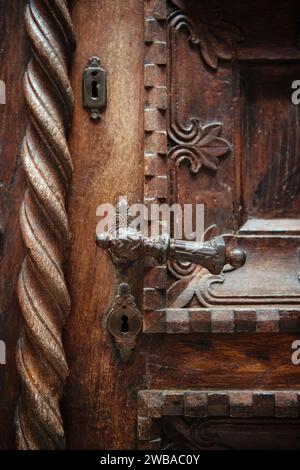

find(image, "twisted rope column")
[16,0,75,449]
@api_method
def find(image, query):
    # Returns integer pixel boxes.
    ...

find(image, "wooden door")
[1,0,300,451]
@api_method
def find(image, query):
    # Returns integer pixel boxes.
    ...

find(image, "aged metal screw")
[90,110,101,121]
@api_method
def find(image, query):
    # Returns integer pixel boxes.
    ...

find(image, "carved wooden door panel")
[135,0,300,450]
[1,0,300,451]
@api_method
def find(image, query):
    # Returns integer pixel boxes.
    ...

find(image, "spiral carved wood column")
[16,0,75,450]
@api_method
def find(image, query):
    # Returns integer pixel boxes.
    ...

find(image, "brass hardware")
[105,283,142,362]
[83,56,107,121]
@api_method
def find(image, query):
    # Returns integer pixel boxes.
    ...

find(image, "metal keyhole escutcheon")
[83,56,107,121]
[105,283,143,362]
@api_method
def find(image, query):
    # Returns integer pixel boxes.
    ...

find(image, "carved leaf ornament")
[169,0,244,70]
[168,123,231,173]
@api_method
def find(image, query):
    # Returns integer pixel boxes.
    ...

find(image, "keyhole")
[121,314,129,333]
[91,80,99,99]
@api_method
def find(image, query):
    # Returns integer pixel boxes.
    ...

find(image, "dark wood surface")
[63,0,145,449]
[1,0,300,450]
[138,390,300,449]
[0,0,28,450]
[160,417,300,450]
[144,334,300,390]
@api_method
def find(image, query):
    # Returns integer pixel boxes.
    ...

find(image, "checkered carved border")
[143,308,300,333]
[143,0,169,315]
[137,389,300,448]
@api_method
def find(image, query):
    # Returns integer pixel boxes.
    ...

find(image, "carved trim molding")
[138,389,300,449]
[16,0,75,449]
[143,0,169,315]
[144,0,168,206]
[143,307,300,334]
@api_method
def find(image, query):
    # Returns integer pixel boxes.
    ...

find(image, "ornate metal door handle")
[96,227,245,361]
[96,228,246,275]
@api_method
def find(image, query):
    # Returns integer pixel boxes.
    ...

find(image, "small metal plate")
[83,56,107,121]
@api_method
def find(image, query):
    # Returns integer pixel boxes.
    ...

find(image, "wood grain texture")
[63,0,145,449]
[0,0,28,450]
[138,389,300,449]
[159,417,300,450]
[143,0,300,316]
[63,0,300,450]
[240,64,300,218]
[144,308,300,334]
[144,334,300,390]
[1,0,300,451]
[16,0,75,449]
[138,389,300,419]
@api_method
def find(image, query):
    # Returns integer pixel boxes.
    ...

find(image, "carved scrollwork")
[168,123,231,173]
[195,271,300,308]
[138,390,300,449]
[16,0,75,450]
[167,259,197,279]
[165,0,237,305]
[167,263,241,308]
[169,0,244,70]
[166,228,220,309]
[161,417,300,450]
[167,267,205,308]
[167,3,233,179]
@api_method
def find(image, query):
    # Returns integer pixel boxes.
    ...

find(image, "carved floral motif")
[166,1,238,297]
[169,0,244,70]
[168,123,231,173]
[167,2,234,178]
